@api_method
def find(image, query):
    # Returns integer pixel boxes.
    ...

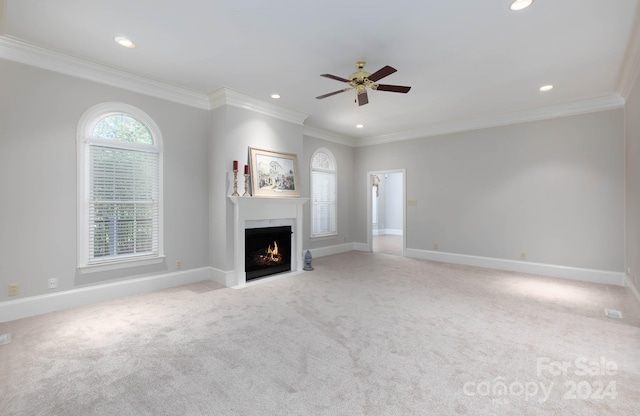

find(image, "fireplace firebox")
[245,226,292,280]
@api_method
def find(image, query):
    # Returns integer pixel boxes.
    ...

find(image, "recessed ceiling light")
[114,36,136,48]
[356,124,364,129]
[539,84,553,92]
[271,94,281,99]
[510,0,534,11]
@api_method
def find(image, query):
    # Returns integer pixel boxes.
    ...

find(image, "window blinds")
[311,170,336,236]
[88,145,159,262]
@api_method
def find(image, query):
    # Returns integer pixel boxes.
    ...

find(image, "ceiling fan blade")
[316,88,351,99]
[367,65,397,82]
[357,91,369,106]
[375,84,411,93]
[320,73,351,83]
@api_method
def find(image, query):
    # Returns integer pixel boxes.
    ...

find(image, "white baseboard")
[372,229,403,236]
[625,275,640,306]
[0,267,211,323]
[307,243,355,258]
[209,267,237,287]
[405,249,625,286]
[353,242,370,252]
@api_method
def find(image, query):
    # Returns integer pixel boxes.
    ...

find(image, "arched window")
[77,103,163,271]
[311,148,337,237]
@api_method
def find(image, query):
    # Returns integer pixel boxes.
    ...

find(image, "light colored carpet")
[1,252,639,415]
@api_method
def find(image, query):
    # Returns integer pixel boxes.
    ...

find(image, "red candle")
[233,160,238,171]
[244,165,249,175]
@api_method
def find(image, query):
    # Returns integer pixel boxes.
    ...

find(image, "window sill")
[78,255,165,274]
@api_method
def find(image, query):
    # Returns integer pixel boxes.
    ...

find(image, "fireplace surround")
[229,196,308,287]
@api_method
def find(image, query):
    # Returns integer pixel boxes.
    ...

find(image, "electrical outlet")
[520,252,527,260]
[0,333,11,346]
[8,284,19,296]
[407,199,417,206]
[433,243,438,250]
[176,260,183,270]
[47,278,58,289]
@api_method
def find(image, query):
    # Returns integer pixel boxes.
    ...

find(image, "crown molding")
[209,87,308,125]
[617,2,640,98]
[356,93,625,147]
[302,125,358,147]
[0,35,211,109]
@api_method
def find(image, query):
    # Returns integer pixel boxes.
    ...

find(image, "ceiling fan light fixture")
[510,0,534,11]
[114,36,136,48]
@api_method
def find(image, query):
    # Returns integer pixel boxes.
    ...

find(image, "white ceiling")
[2,0,639,142]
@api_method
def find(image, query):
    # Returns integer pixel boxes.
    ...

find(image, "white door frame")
[366,169,406,255]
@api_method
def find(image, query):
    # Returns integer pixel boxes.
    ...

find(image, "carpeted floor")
[1,251,639,415]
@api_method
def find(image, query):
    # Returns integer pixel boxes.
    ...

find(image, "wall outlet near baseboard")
[176,260,183,270]
[8,284,19,296]
[0,333,11,345]
[520,252,527,260]
[47,278,58,289]
[433,243,438,250]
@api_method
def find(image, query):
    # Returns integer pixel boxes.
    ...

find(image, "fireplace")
[245,226,292,280]
[228,196,307,287]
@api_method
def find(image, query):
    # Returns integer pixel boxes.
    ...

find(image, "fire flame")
[267,241,279,259]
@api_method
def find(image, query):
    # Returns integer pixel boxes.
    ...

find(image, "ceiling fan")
[316,61,411,106]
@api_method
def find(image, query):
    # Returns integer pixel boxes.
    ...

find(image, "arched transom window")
[77,103,163,270]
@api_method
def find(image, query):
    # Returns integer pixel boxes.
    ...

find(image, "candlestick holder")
[242,174,250,196]
[231,170,239,196]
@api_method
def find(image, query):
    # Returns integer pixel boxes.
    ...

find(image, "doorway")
[368,170,405,256]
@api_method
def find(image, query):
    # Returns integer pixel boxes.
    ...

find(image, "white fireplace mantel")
[229,196,309,287]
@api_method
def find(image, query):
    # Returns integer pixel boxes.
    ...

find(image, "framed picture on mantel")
[249,147,300,197]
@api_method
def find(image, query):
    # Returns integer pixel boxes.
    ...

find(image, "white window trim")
[310,147,338,238]
[77,102,164,273]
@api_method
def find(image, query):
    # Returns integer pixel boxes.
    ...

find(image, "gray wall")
[209,105,305,272]
[626,68,640,287]
[0,55,631,305]
[354,110,625,272]
[0,59,211,300]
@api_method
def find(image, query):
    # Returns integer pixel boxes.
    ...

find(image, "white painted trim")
[353,242,370,252]
[0,34,626,145]
[617,2,640,98]
[0,36,626,147]
[405,248,626,286]
[209,87,308,125]
[208,267,237,288]
[0,267,211,323]
[625,275,640,307]
[78,256,165,274]
[0,36,210,109]
[356,94,625,147]
[307,243,355,259]
[232,270,304,289]
[303,125,358,147]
